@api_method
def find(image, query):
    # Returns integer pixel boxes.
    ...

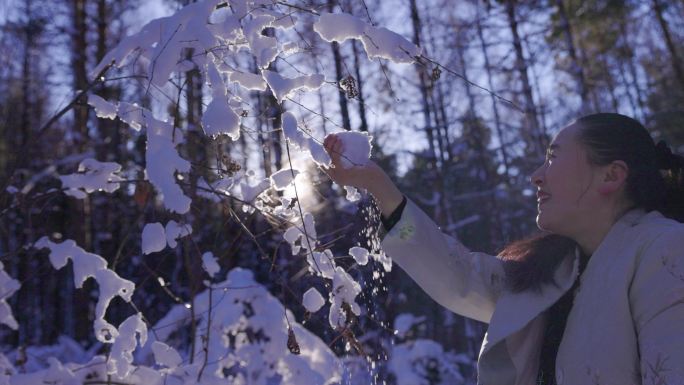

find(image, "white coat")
[380,197,684,385]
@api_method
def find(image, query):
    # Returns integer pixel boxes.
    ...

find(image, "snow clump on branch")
[0,262,20,330]
[313,12,421,63]
[34,237,135,343]
[59,158,123,199]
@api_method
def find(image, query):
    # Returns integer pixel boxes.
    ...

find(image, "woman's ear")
[597,160,629,195]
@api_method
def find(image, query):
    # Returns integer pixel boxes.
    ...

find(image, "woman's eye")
[545,152,555,162]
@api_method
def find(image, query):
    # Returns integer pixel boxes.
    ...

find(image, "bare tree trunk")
[95,0,123,163]
[256,92,272,177]
[69,0,93,344]
[408,0,439,165]
[351,41,369,132]
[575,37,602,112]
[600,55,620,111]
[555,0,590,112]
[475,1,511,181]
[71,0,89,145]
[619,23,647,118]
[522,35,549,142]
[331,41,351,131]
[185,45,213,197]
[434,83,453,160]
[328,0,351,131]
[617,60,639,117]
[652,0,684,88]
[317,89,328,134]
[423,9,451,163]
[456,41,506,246]
[253,59,272,176]
[255,28,283,171]
[309,43,328,134]
[504,0,543,157]
[270,106,282,171]
[19,0,35,149]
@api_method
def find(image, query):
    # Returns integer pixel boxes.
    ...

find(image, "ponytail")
[654,140,684,222]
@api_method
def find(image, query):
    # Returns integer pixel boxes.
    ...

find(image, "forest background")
[1,0,683,384]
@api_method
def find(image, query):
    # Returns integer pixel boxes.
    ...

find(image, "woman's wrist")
[365,167,404,217]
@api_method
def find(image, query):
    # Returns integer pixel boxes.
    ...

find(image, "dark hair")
[499,233,576,293]
[502,113,684,293]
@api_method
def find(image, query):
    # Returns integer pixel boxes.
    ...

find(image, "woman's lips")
[537,192,551,204]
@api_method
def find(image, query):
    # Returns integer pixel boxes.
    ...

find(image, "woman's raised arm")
[322,133,505,323]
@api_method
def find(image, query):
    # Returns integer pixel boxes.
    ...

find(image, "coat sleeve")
[630,226,684,384]
[380,196,505,324]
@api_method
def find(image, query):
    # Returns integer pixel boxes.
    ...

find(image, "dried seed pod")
[339,75,359,99]
[227,160,241,174]
[431,67,441,82]
[220,154,241,176]
[287,327,301,355]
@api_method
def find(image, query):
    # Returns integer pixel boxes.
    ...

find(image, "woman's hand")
[322,133,381,190]
[322,133,405,217]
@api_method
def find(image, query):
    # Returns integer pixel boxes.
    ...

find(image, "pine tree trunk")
[617,60,639,118]
[475,1,511,181]
[599,55,621,111]
[619,25,647,118]
[423,10,449,164]
[69,0,93,344]
[434,83,453,161]
[351,41,369,132]
[522,36,548,142]
[71,0,89,145]
[456,41,506,245]
[409,0,438,165]
[328,0,351,131]
[555,0,590,112]
[652,0,684,88]
[504,0,543,157]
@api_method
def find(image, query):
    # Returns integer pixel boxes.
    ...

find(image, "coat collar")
[480,207,650,356]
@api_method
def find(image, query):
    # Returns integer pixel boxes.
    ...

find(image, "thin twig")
[416,53,523,112]
[275,1,321,15]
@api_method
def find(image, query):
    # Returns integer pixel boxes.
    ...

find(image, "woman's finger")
[333,140,343,159]
[328,141,342,165]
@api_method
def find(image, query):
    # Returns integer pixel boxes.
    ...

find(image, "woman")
[322,113,684,385]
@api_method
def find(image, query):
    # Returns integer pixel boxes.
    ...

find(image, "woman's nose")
[529,166,543,186]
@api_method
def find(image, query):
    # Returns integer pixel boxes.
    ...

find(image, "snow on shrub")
[7,268,344,384]
[135,267,343,384]
[0,262,20,330]
[349,246,369,266]
[393,313,426,338]
[59,158,123,199]
[201,251,221,278]
[2,0,443,382]
[34,237,134,343]
[389,339,472,385]
[302,287,325,313]
[270,168,300,191]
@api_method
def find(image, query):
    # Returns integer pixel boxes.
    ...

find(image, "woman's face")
[530,124,602,236]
